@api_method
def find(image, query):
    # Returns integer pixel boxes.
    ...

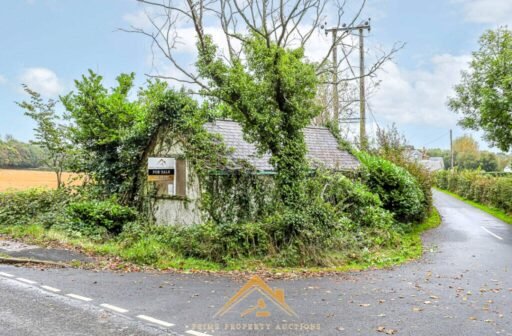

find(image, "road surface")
[1,190,511,336]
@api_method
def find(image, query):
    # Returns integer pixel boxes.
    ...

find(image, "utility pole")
[325,20,371,147]
[358,27,367,149]
[450,129,454,169]
[331,29,339,129]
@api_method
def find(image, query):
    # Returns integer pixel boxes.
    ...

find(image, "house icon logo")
[214,275,297,318]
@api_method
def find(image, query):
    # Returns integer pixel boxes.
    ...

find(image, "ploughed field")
[0,169,81,192]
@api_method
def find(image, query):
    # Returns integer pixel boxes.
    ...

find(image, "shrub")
[0,188,71,228]
[357,152,427,223]
[436,170,512,214]
[65,199,137,239]
[138,170,401,267]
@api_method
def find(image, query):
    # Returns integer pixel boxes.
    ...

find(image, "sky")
[0,0,511,152]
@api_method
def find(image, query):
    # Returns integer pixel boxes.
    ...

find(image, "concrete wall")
[151,140,204,226]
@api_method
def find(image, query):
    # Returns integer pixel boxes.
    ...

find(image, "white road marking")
[0,272,14,277]
[136,315,174,327]
[66,293,93,302]
[41,285,61,293]
[481,226,504,240]
[100,303,129,313]
[186,330,212,336]
[16,277,37,284]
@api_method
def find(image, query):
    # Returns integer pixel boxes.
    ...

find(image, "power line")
[421,131,450,147]
[325,20,371,149]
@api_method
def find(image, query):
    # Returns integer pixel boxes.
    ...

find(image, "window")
[175,159,187,197]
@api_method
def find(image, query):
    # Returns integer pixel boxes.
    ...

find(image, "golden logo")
[214,275,298,318]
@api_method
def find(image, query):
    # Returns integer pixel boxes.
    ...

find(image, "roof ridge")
[208,119,331,131]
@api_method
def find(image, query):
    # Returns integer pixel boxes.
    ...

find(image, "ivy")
[196,33,321,207]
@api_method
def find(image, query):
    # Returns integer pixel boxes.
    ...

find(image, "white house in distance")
[404,147,445,172]
[419,157,445,172]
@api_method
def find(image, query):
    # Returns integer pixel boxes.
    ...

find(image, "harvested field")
[0,169,81,192]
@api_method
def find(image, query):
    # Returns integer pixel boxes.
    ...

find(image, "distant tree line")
[427,135,511,172]
[0,135,47,169]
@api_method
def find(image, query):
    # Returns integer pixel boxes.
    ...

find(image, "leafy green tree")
[61,71,145,199]
[61,71,203,206]
[196,34,320,206]
[448,27,512,152]
[478,152,498,172]
[17,85,72,187]
[130,1,402,206]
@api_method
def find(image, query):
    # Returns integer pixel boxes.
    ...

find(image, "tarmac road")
[1,190,511,336]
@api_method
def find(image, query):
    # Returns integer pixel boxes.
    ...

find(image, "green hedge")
[357,152,428,224]
[436,170,512,214]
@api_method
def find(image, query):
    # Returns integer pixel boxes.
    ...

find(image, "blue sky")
[1,0,510,151]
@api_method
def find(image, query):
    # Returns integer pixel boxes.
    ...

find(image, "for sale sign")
[147,158,175,182]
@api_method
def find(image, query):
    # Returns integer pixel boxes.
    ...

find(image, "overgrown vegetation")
[0,183,440,270]
[448,27,512,152]
[6,4,433,271]
[435,170,512,215]
[370,124,433,218]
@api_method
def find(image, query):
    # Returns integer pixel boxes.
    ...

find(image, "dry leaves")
[377,326,397,334]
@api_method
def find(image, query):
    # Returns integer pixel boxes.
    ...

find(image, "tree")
[478,151,498,172]
[453,134,479,155]
[125,0,401,206]
[17,85,72,188]
[452,135,480,170]
[448,27,512,152]
[61,71,203,206]
[61,71,143,199]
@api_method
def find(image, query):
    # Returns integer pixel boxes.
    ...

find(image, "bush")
[66,199,137,239]
[131,170,401,267]
[0,189,71,228]
[357,152,427,223]
[436,170,512,214]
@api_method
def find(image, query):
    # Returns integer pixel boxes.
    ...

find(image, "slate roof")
[204,120,360,171]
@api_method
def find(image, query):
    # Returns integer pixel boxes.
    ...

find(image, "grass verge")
[435,188,512,225]
[0,207,442,274]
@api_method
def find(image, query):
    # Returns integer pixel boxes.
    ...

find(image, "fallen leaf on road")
[469,317,477,321]
[412,307,423,312]
[376,326,397,334]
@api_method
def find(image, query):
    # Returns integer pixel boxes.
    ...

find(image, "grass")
[0,207,442,273]
[435,187,512,225]
[324,207,442,272]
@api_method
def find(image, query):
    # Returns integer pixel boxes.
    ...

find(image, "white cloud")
[0,75,6,85]
[456,0,512,25]
[370,54,471,127]
[19,67,63,97]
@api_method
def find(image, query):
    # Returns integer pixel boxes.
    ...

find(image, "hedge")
[435,170,512,215]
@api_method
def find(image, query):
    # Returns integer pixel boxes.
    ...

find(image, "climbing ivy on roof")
[196,33,321,207]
